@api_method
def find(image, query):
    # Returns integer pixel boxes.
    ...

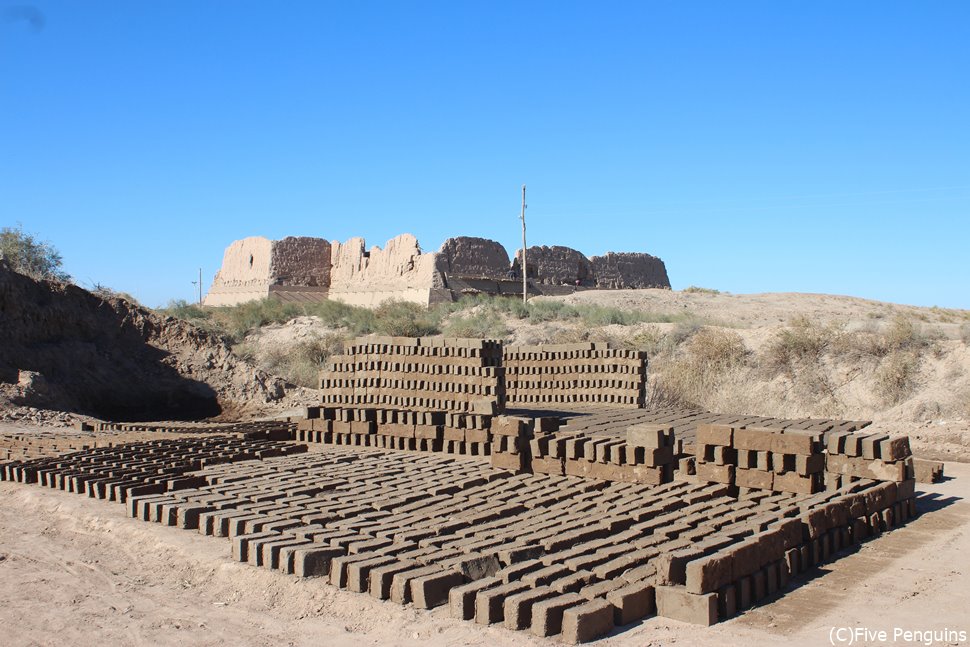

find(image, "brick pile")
[490,415,677,486]
[504,343,647,408]
[0,421,295,462]
[320,336,504,414]
[296,406,494,457]
[0,432,306,499]
[691,423,914,496]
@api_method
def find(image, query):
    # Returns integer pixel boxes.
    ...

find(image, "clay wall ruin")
[590,251,670,289]
[205,233,670,308]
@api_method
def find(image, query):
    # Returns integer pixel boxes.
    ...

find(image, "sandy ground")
[1,463,966,647]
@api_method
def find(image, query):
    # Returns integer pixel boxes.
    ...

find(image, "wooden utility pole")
[191,268,203,306]
[520,184,528,304]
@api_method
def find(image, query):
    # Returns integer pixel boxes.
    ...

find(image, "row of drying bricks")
[0,438,307,493]
[120,450,835,642]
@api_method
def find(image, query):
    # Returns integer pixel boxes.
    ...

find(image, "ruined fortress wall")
[203,237,275,306]
[512,245,595,286]
[438,237,510,280]
[269,237,331,287]
[590,252,670,289]
[327,234,443,307]
[205,232,671,308]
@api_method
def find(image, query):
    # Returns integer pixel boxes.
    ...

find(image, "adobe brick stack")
[504,343,647,408]
[319,336,505,415]
[825,430,916,490]
[692,423,917,498]
[295,405,494,457]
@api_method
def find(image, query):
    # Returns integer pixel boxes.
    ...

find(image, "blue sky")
[1,1,968,308]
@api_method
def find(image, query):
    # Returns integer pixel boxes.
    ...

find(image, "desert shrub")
[687,327,747,372]
[682,286,720,295]
[161,299,208,321]
[621,328,668,358]
[0,224,70,281]
[873,349,921,405]
[442,309,509,339]
[652,328,747,407]
[219,298,303,341]
[372,300,440,337]
[840,315,930,359]
[260,333,345,388]
[764,316,838,374]
[303,299,376,335]
[526,300,579,323]
[961,323,970,345]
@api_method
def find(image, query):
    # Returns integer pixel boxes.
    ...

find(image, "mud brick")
[492,416,533,437]
[532,456,565,476]
[860,434,889,460]
[737,576,752,609]
[756,451,772,471]
[734,427,776,451]
[504,587,559,630]
[770,430,821,455]
[879,435,912,461]
[588,462,627,482]
[897,478,916,500]
[795,453,825,476]
[695,462,734,485]
[261,537,312,570]
[450,577,500,620]
[696,423,733,447]
[842,434,864,456]
[735,468,774,490]
[293,546,344,577]
[232,531,280,563]
[655,586,717,626]
[464,428,489,443]
[826,453,907,482]
[345,555,397,592]
[685,552,734,595]
[560,598,615,644]
[550,570,598,594]
[531,593,584,637]
[498,559,546,583]
[712,583,736,619]
[752,568,767,600]
[774,471,821,494]
[627,424,674,448]
[605,580,655,625]
[369,560,421,599]
[443,427,465,442]
[411,569,467,609]
[476,581,531,624]
[490,452,527,472]
[175,503,216,530]
[415,424,442,440]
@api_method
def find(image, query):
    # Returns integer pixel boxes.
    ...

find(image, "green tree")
[0,224,71,281]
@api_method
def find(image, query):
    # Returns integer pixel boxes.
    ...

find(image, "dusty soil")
[1,462,966,647]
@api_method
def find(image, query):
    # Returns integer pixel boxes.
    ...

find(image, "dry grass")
[763,316,839,375]
[441,309,509,340]
[259,333,345,388]
[651,327,748,408]
[873,349,921,405]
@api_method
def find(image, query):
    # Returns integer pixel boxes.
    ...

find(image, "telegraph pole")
[520,184,528,304]
[192,268,203,306]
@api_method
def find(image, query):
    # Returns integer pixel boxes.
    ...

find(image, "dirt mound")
[0,261,301,421]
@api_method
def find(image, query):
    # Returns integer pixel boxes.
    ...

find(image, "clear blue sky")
[2,1,968,309]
